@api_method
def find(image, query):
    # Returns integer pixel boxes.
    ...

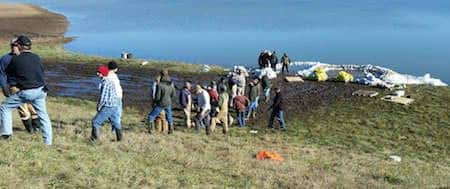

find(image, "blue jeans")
[237,111,246,127]
[268,110,286,129]
[147,105,173,126]
[195,109,210,132]
[111,100,122,132]
[247,97,259,118]
[0,87,52,145]
[93,105,121,130]
[264,88,271,101]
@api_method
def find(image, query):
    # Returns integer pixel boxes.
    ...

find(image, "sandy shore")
[0,3,68,42]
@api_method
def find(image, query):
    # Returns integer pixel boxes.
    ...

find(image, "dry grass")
[0,86,449,188]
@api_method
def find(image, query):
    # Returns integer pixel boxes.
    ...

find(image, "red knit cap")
[97,65,109,76]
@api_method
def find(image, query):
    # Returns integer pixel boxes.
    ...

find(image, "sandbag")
[336,71,354,83]
[314,67,328,81]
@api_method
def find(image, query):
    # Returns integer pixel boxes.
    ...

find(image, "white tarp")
[291,61,447,88]
[253,67,277,79]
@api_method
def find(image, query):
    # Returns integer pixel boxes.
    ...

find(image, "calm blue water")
[5,0,450,82]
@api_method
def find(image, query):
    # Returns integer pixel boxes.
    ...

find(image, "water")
[5,0,450,82]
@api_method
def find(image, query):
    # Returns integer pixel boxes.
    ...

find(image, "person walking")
[151,75,169,133]
[179,81,192,128]
[261,75,271,103]
[194,85,211,134]
[268,87,286,130]
[0,35,52,145]
[91,65,123,142]
[281,53,291,74]
[246,80,260,119]
[270,51,278,70]
[211,85,230,134]
[107,61,123,133]
[147,70,175,134]
[233,93,249,127]
[0,38,40,133]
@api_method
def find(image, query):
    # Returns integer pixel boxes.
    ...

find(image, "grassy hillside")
[0,85,448,188]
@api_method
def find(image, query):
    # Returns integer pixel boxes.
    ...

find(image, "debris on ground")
[392,90,405,97]
[284,76,304,83]
[336,70,354,83]
[389,155,402,162]
[381,95,414,105]
[249,130,258,134]
[141,61,149,66]
[352,90,379,97]
[312,67,328,81]
[256,150,284,161]
[292,62,447,88]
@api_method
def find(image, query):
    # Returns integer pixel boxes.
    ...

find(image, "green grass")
[0,85,448,188]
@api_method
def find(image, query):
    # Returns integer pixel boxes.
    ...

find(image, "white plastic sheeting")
[291,62,447,88]
[253,67,277,79]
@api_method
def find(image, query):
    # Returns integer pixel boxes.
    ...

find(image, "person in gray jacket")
[147,70,176,134]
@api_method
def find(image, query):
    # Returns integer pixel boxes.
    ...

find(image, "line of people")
[0,35,287,145]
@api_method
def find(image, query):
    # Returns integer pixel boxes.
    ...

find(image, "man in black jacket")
[270,51,278,70]
[0,38,40,133]
[0,35,52,145]
[268,87,286,130]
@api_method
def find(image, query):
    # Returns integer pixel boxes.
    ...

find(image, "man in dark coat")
[268,87,286,130]
[270,51,278,70]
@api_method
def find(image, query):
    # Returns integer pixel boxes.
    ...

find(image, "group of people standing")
[258,50,292,74]
[0,35,287,145]
[145,66,287,137]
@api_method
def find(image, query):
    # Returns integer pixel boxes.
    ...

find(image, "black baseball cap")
[108,61,118,70]
[15,35,32,46]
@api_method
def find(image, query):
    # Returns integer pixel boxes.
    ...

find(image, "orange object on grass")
[256,150,284,161]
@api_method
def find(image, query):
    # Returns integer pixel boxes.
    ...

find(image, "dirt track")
[0,3,68,41]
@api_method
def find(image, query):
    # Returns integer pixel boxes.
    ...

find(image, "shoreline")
[0,3,68,43]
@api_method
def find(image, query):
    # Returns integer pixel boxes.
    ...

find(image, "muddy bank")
[44,61,380,125]
[0,3,68,42]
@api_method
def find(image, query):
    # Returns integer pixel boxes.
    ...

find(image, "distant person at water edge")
[179,81,192,128]
[0,38,41,133]
[268,87,286,131]
[261,50,271,68]
[258,51,264,69]
[281,53,291,74]
[107,61,123,133]
[0,35,52,145]
[233,93,249,127]
[91,65,123,142]
[147,70,175,134]
[194,85,211,134]
[270,51,278,70]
